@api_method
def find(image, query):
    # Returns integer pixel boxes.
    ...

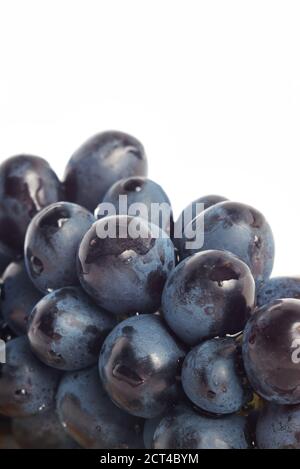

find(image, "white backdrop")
[0,0,299,276]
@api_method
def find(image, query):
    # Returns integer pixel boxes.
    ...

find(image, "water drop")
[15,388,27,397]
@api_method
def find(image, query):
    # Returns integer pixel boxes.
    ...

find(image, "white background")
[0,0,299,276]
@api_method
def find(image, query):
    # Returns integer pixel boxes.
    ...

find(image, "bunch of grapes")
[0,131,299,449]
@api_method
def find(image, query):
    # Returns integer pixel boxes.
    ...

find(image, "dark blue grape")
[24,201,95,293]
[182,338,252,414]
[0,337,60,417]
[1,261,43,335]
[152,405,250,449]
[99,314,185,418]
[95,176,173,236]
[256,402,300,449]
[0,155,63,252]
[180,201,275,284]
[78,215,175,316]
[28,287,116,371]
[12,408,79,449]
[162,250,255,345]
[64,131,148,211]
[56,367,143,449]
[243,299,300,404]
[257,276,300,307]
